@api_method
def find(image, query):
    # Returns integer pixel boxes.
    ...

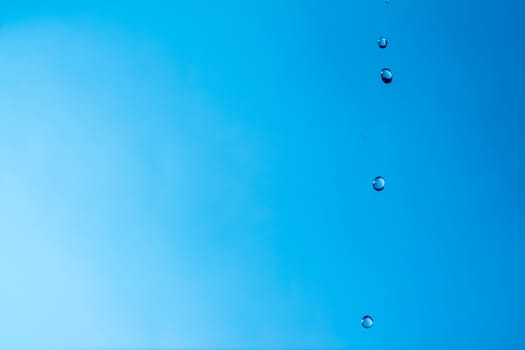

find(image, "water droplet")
[377,37,388,49]
[385,0,390,4]
[373,176,385,191]
[381,68,393,84]
[361,315,374,328]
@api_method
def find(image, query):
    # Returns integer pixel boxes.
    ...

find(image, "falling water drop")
[380,68,393,84]
[377,37,388,49]
[372,176,385,191]
[361,315,374,328]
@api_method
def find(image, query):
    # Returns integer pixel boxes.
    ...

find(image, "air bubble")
[373,176,385,191]
[361,315,374,328]
[377,37,388,49]
[380,68,393,84]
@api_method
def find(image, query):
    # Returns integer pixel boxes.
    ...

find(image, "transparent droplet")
[381,68,393,84]
[385,0,390,4]
[373,176,385,191]
[377,37,388,49]
[361,315,374,328]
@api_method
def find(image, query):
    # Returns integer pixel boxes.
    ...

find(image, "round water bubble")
[372,176,385,191]
[381,68,393,84]
[377,37,388,49]
[361,315,374,328]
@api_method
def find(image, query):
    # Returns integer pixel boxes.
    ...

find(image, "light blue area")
[0,1,524,349]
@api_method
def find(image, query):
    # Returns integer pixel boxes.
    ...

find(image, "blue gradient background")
[0,1,524,349]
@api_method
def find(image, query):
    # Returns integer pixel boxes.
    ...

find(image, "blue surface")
[0,1,524,349]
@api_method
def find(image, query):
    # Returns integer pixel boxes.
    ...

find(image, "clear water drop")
[361,315,374,328]
[377,37,388,49]
[381,68,393,84]
[373,176,385,191]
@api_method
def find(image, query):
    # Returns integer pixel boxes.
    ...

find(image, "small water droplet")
[361,315,374,328]
[377,37,388,49]
[381,68,393,84]
[385,0,390,4]
[373,176,385,191]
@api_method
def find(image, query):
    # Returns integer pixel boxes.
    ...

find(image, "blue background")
[0,1,524,349]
